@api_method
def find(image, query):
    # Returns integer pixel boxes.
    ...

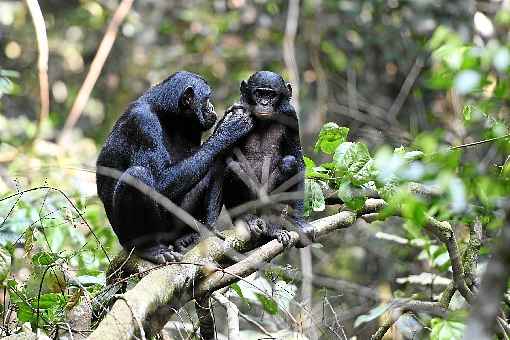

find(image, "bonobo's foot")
[135,244,183,265]
[174,233,200,253]
[293,219,315,248]
[275,230,293,248]
[244,214,267,238]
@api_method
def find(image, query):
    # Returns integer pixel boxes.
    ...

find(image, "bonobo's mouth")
[255,111,272,117]
[200,109,217,129]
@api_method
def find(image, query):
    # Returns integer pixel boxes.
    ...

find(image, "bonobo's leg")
[203,160,225,227]
[173,161,225,253]
[112,166,182,264]
[268,156,314,247]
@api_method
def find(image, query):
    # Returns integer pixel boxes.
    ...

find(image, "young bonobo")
[96,71,253,264]
[217,71,313,247]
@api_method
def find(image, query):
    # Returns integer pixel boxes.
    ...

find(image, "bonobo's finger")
[226,103,245,114]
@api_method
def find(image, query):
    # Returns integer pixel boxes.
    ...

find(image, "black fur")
[96,71,253,263]
[211,71,313,247]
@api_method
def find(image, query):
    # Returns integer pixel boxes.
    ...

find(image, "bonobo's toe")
[163,250,183,263]
[276,231,292,248]
[136,245,182,264]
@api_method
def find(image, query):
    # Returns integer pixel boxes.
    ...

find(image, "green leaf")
[401,198,427,229]
[303,156,315,169]
[230,282,244,299]
[337,181,366,212]
[304,156,331,180]
[24,227,34,256]
[32,251,57,266]
[304,179,325,216]
[462,104,473,121]
[502,156,510,179]
[16,301,36,323]
[31,293,66,309]
[255,293,278,315]
[354,303,389,328]
[314,123,349,154]
[402,151,424,161]
[333,142,374,185]
[430,318,465,340]
[230,282,250,306]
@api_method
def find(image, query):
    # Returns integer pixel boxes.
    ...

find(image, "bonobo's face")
[181,85,217,130]
[197,94,217,130]
[241,71,292,120]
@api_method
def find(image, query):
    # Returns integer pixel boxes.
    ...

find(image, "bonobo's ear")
[240,80,249,97]
[180,86,195,108]
[286,83,293,98]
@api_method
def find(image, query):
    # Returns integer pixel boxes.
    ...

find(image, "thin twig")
[25,0,49,134]
[387,57,425,119]
[448,133,510,151]
[283,0,301,114]
[59,0,134,143]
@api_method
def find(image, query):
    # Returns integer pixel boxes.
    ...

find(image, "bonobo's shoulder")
[114,101,162,149]
[120,101,161,130]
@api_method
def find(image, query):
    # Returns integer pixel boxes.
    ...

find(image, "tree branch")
[212,292,240,340]
[464,211,510,339]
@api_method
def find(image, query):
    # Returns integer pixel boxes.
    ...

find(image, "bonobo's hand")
[214,106,254,147]
[225,103,245,115]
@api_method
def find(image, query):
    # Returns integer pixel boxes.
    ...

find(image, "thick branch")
[464,215,510,339]
[212,292,240,340]
[89,209,359,339]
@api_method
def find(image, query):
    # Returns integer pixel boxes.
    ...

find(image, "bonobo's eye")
[255,88,278,100]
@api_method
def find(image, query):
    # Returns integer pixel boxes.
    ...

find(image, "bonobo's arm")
[160,110,253,201]
[129,105,253,202]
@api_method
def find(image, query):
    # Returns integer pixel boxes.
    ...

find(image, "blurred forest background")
[1,0,510,339]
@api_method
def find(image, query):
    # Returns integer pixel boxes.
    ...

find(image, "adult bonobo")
[96,71,253,264]
[213,71,313,247]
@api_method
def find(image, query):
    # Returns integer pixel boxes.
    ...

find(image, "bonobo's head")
[158,71,217,130]
[240,71,293,120]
